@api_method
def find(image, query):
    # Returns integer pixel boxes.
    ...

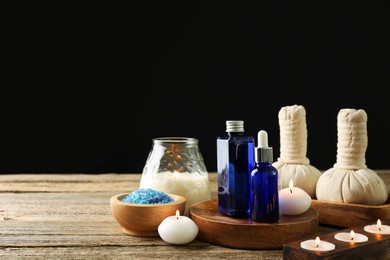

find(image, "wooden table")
[1,171,389,259]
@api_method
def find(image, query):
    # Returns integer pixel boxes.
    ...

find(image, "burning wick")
[377,219,382,231]
[173,171,181,178]
[315,236,320,248]
[350,230,355,241]
[289,179,293,194]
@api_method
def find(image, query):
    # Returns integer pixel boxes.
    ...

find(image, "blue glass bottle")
[217,120,255,218]
[250,130,279,222]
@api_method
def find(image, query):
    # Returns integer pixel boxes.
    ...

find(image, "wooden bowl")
[110,193,186,237]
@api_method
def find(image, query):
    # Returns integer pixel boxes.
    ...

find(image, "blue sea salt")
[121,188,174,204]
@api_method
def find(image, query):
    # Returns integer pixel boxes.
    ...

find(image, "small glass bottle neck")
[227,131,244,136]
[256,161,273,166]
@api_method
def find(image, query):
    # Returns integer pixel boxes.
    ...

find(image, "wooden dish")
[189,199,319,249]
[283,219,390,259]
[311,194,390,228]
[110,193,186,237]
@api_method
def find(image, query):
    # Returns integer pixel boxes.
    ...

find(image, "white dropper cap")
[255,130,273,163]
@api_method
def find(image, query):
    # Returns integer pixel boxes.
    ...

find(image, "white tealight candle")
[334,230,368,243]
[279,179,311,215]
[364,219,390,235]
[158,210,199,245]
[300,236,336,252]
[140,171,210,216]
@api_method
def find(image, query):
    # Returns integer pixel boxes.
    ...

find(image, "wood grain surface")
[1,170,389,259]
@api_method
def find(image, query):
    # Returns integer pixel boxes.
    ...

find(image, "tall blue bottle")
[217,120,255,218]
[250,130,279,222]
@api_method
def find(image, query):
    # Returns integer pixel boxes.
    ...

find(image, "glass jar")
[140,137,210,215]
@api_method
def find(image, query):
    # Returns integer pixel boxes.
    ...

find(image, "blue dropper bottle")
[250,130,279,222]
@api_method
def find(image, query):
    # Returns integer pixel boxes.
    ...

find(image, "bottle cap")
[255,130,273,163]
[226,120,244,132]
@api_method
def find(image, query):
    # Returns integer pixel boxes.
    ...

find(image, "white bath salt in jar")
[140,137,211,216]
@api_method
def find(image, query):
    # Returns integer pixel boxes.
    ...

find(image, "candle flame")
[350,230,355,240]
[377,219,382,231]
[176,210,180,219]
[315,236,320,248]
[289,179,293,193]
[173,171,181,178]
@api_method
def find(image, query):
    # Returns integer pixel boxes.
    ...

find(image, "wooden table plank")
[0,171,388,259]
[0,173,219,197]
[1,246,284,260]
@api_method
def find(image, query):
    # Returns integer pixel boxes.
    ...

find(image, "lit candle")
[364,219,390,235]
[140,171,210,215]
[334,229,368,243]
[158,209,199,245]
[278,179,311,215]
[300,236,336,251]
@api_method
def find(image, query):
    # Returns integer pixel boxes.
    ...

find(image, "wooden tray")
[189,199,319,249]
[283,219,390,259]
[311,194,390,228]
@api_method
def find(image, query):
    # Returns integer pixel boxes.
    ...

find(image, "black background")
[1,1,389,173]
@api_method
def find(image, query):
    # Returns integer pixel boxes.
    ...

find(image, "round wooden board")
[189,199,319,249]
